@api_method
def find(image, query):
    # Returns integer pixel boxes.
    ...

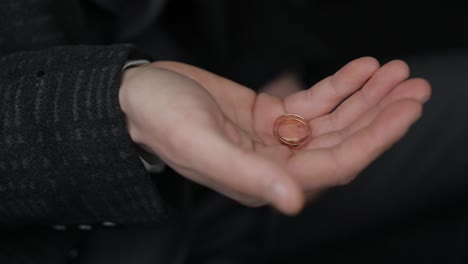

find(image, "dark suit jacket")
[0,0,176,262]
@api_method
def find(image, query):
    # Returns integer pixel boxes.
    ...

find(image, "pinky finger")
[329,99,423,185]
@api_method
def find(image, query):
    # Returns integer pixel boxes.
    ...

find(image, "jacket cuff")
[0,44,167,228]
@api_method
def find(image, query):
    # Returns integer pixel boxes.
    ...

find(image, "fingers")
[377,78,432,105]
[306,78,431,149]
[313,60,410,136]
[283,57,380,119]
[260,71,305,99]
[341,78,431,138]
[289,100,422,189]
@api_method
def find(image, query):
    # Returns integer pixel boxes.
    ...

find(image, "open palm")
[123,57,430,215]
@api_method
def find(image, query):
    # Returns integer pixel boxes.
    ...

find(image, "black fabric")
[0,0,66,55]
[0,229,81,264]
[0,45,167,228]
[0,0,175,263]
[90,0,166,41]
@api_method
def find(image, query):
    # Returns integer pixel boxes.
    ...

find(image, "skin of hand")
[259,71,305,99]
[118,57,431,215]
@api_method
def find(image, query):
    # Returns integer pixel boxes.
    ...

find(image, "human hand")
[118,57,431,215]
[259,71,305,99]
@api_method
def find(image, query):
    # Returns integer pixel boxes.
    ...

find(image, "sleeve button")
[102,221,117,227]
[52,225,67,231]
[78,224,93,230]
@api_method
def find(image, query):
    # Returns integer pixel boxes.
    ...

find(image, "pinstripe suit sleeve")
[0,0,170,228]
[0,45,169,228]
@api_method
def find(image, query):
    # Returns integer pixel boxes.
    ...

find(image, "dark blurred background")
[155,0,468,89]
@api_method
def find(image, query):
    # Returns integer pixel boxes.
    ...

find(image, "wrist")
[119,63,167,173]
[119,67,137,135]
[119,60,151,119]
[118,65,154,146]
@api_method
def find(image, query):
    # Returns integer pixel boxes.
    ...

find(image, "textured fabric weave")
[0,0,171,263]
[0,45,166,228]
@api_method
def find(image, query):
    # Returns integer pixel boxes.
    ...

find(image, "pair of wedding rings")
[273,114,310,148]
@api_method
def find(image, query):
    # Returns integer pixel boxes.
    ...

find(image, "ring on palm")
[273,114,310,148]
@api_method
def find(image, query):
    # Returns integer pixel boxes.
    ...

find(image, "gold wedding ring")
[273,114,310,148]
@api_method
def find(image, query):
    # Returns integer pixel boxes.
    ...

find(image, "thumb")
[231,149,305,215]
[184,134,305,215]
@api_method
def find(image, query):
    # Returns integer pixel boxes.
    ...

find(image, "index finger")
[283,57,380,120]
